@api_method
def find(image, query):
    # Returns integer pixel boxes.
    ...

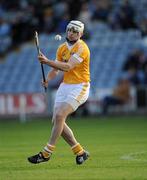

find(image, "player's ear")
[80,32,83,38]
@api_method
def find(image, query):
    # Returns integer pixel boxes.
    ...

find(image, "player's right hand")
[41,80,48,88]
[38,52,48,65]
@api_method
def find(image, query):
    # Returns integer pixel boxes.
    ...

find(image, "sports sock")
[42,143,55,158]
[71,143,84,155]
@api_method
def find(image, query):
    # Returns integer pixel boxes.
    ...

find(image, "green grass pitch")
[0,116,147,180]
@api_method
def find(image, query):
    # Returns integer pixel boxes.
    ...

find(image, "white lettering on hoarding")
[32,94,46,113]
[0,93,47,115]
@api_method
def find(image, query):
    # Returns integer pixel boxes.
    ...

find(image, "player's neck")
[66,39,80,50]
[66,37,79,45]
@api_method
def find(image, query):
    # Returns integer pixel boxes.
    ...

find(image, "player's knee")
[53,105,70,123]
[54,112,65,122]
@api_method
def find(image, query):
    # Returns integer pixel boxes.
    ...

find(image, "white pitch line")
[120,151,147,163]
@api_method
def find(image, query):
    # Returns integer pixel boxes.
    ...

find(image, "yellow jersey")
[56,39,90,84]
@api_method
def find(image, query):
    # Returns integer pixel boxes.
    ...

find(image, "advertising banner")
[0,93,47,115]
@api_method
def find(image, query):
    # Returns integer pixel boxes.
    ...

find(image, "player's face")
[67,28,82,41]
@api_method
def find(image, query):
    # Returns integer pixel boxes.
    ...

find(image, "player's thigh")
[52,102,74,123]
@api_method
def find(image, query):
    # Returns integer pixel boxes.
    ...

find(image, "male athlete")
[28,20,90,165]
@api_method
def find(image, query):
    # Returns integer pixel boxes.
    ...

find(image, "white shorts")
[54,82,90,111]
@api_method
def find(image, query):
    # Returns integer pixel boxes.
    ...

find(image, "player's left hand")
[38,52,48,64]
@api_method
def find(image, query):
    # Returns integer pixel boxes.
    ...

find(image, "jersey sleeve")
[56,46,62,61]
[72,43,89,63]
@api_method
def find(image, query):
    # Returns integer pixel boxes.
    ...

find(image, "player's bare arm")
[42,68,59,88]
[38,52,81,72]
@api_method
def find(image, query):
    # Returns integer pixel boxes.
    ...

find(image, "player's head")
[66,20,84,44]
